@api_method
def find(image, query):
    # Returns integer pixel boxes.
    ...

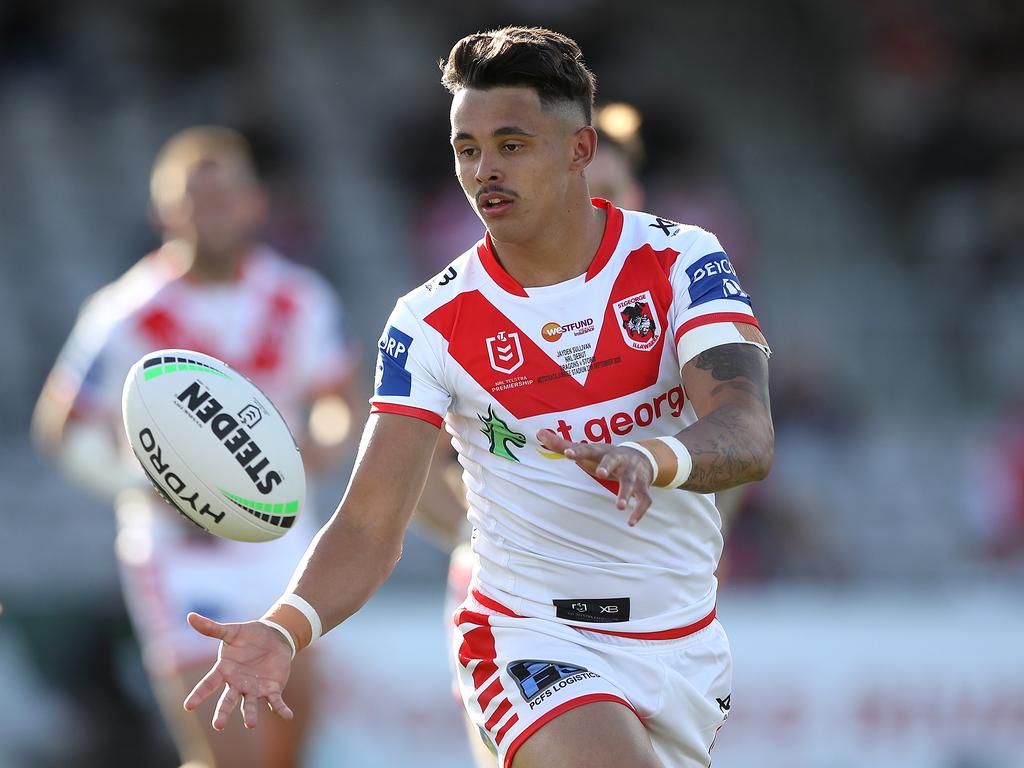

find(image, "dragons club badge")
[614,291,660,351]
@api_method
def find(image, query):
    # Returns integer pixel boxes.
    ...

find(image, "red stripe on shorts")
[471,588,716,640]
[485,697,512,732]
[478,675,505,712]
[494,712,519,747]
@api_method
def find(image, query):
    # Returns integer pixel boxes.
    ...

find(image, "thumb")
[187,612,230,641]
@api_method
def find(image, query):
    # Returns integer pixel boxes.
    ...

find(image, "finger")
[536,429,568,453]
[241,693,259,730]
[267,692,294,721]
[627,488,653,526]
[563,441,607,462]
[595,452,625,480]
[183,668,224,712]
[187,612,231,642]
[213,684,241,731]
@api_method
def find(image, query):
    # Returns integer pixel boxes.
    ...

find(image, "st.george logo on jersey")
[614,291,660,351]
[486,330,524,374]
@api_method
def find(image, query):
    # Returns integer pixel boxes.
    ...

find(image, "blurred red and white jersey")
[53,243,355,533]
[57,243,353,424]
[371,199,766,635]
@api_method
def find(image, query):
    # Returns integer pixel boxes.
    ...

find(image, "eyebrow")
[451,126,537,141]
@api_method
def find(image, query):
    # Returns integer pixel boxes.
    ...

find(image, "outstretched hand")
[183,612,295,731]
[537,429,655,526]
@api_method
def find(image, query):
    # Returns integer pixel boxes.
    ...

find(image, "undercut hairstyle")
[440,26,597,124]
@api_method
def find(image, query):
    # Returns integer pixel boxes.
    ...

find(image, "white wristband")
[618,441,658,481]
[258,618,297,659]
[655,436,692,488]
[281,593,323,643]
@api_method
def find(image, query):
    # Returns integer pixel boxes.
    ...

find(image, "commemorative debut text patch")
[376,326,413,396]
[685,251,751,308]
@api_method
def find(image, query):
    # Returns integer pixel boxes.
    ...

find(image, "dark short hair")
[440,26,596,124]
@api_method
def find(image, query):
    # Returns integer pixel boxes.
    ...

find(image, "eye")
[502,142,524,152]
[456,146,478,158]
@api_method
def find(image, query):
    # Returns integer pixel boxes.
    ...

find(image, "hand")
[536,429,654,526]
[183,613,295,730]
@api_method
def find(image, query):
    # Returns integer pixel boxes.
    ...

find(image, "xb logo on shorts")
[479,405,526,462]
[486,330,524,374]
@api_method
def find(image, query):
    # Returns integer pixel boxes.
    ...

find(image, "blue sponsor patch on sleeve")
[375,326,413,397]
[685,251,752,308]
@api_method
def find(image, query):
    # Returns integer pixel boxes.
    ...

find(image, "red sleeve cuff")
[369,402,444,428]
[674,312,761,345]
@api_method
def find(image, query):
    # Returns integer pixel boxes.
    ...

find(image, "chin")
[483,216,530,245]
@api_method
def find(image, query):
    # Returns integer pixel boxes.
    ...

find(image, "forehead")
[450,86,566,137]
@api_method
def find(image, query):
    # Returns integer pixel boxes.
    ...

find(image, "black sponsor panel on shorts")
[552,597,630,623]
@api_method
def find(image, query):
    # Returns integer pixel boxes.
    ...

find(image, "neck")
[489,194,605,288]
[166,238,248,282]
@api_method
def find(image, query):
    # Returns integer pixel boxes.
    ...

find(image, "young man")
[184,28,773,768]
[414,99,657,767]
[33,126,360,768]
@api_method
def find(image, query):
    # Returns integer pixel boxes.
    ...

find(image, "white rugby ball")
[121,349,305,542]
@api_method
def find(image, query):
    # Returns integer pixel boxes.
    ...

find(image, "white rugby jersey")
[371,199,764,635]
[53,244,355,540]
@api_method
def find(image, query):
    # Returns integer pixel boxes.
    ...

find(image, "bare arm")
[411,430,469,552]
[538,323,773,524]
[287,412,439,631]
[678,338,773,493]
[183,411,440,728]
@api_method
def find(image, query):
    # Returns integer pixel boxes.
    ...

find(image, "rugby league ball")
[121,349,305,542]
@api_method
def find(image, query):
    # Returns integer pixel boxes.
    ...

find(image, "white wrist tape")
[258,618,297,659]
[280,593,323,643]
[619,437,693,488]
[655,436,693,488]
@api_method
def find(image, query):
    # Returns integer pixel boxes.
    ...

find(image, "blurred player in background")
[32,126,361,768]
[182,27,773,768]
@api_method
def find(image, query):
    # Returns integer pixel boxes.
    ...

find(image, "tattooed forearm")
[693,345,769,407]
[680,403,772,493]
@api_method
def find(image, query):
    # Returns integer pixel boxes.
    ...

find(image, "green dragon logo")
[479,405,527,462]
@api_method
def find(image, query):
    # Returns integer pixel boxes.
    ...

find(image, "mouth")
[477,192,515,217]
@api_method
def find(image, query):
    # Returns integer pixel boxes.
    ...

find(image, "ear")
[570,126,598,171]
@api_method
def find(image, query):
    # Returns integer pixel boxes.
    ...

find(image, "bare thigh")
[152,651,319,768]
[511,701,663,768]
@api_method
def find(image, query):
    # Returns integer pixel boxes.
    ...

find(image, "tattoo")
[682,404,770,493]
[693,344,769,407]
[681,344,773,492]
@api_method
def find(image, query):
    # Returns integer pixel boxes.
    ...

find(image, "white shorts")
[453,590,732,768]
[116,506,316,677]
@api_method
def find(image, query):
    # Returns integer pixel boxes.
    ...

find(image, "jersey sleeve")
[292,274,359,395]
[669,229,768,365]
[368,298,450,428]
[51,298,144,423]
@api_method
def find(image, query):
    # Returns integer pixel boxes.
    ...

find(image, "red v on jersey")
[424,244,682,420]
[137,286,298,376]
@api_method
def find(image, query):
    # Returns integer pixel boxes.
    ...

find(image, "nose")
[474,148,503,186]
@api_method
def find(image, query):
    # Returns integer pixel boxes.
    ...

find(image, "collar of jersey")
[476,198,624,298]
